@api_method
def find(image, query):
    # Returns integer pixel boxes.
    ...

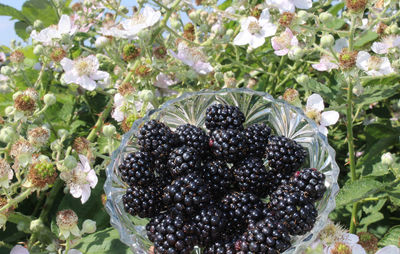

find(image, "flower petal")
[306,93,324,112]
[77,76,97,91]
[58,15,71,34]
[87,170,98,188]
[260,22,277,37]
[320,111,339,126]
[379,57,394,75]
[90,71,109,81]
[375,245,400,254]
[318,125,328,136]
[356,51,371,71]
[78,154,91,172]
[143,6,161,27]
[10,245,29,254]
[371,42,388,54]
[351,243,367,254]
[334,38,349,53]
[294,0,312,9]
[233,31,252,46]
[249,34,266,49]
[342,233,359,244]
[80,184,91,204]
[69,184,83,198]
[60,58,74,72]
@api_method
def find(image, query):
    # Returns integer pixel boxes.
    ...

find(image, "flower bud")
[389,24,399,34]
[0,126,17,143]
[57,129,69,138]
[296,74,310,85]
[188,10,200,22]
[102,124,116,137]
[297,10,309,22]
[33,20,44,30]
[5,106,14,117]
[81,219,96,234]
[352,83,364,96]
[319,12,333,23]
[0,214,7,229]
[226,29,234,37]
[283,88,301,107]
[381,152,394,165]
[30,218,45,232]
[138,90,154,102]
[95,36,110,49]
[1,66,12,75]
[170,19,181,30]
[28,126,50,147]
[321,34,335,48]
[288,46,304,60]
[43,93,56,106]
[50,140,63,151]
[118,5,129,14]
[56,209,80,239]
[63,155,78,169]
[33,45,44,55]
[17,221,28,232]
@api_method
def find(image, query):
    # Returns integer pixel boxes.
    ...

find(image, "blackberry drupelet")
[167,145,201,177]
[205,104,245,131]
[137,120,178,157]
[240,217,291,253]
[232,157,269,197]
[265,168,291,195]
[202,160,234,196]
[203,236,242,254]
[244,123,271,157]
[175,124,210,156]
[193,206,228,247]
[162,173,211,216]
[122,185,162,218]
[266,135,306,175]
[290,168,326,202]
[147,213,198,254]
[154,158,173,188]
[269,185,317,236]
[118,151,155,187]
[210,129,248,163]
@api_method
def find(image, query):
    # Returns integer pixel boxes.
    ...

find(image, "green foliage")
[336,179,382,207]
[379,226,400,247]
[75,227,131,253]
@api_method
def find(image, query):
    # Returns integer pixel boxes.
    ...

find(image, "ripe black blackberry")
[175,124,210,157]
[244,123,271,157]
[220,192,265,233]
[290,168,326,202]
[122,185,162,218]
[137,120,178,157]
[118,151,155,186]
[167,145,201,177]
[240,217,291,253]
[202,160,234,196]
[209,129,248,163]
[269,185,317,236]
[203,236,242,254]
[193,206,228,247]
[162,173,211,216]
[146,213,198,254]
[265,168,291,195]
[232,157,269,197]
[154,158,173,188]
[266,135,306,175]
[205,104,245,131]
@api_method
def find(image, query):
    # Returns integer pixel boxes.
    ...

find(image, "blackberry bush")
[209,129,248,163]
[205,104,245,131]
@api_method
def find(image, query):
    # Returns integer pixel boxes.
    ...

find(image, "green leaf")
[359,212,384,228]
[336,178,382,206]
[21,0,58,27]
[378,226,400,247]
[354,84,400,107]
[328,2,345,15]
[75,227,131,253]
[14,20,30,40]
[367,162,391,177]
[0,3,28,21]
[326,17,345,30]
[218,0,232,10]
[355,31,379,48]
[362,198,387,214]
[299,78,333,98]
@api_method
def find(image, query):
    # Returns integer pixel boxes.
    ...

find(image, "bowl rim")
[104,87,340,253]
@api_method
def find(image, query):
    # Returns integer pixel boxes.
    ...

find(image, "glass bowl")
[104,88,340,253]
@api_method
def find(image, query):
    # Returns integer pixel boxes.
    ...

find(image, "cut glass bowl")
[104,88,340,253]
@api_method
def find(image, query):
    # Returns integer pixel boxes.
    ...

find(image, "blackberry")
[147,213,198,254]
[137,120,178,157]
[232,157,269,197]
[265,168,291,195]
[122,185,162,218]
[220,192,265,233]
[244,123,271,157]
[193,206,228,247]
[205,104,245,131]
[118,151,155,186]
[269,185,317,236]
[162,173,211,216]
[240,217,291,253]
[154,158,173,188]
[175,124,210,156]
[266,135,306,175]
[210,129,248,163]
[203,236,242,254]
[167,146,201,177]
[290,168,326,202]
[202,160,234,196]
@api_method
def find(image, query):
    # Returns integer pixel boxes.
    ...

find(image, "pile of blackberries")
[119,104,327,254]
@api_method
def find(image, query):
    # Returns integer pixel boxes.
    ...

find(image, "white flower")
[60,155,98,204]
[31,15,76,45]
[233,9,277,49]
[266,0,312,13]
[60,55,110,91]
[306,94,339,136]
[333,38,349,53]
[121,6,161,39]
[371,35,400,54]
[10,245,29,254]
[0,52,6,63]
[63,250,82,254]
[0,158,13,188]
[154,73,179,89]
[0,74,11,93]
[356,51,394,77]
[376,245,400,254]
[325,233,366,254]
[111,93,152,122]
[98,26,127,38]
[271,28,298,56]
[312,55,339,72]
[169,42,213,75]
[111,93,126,122]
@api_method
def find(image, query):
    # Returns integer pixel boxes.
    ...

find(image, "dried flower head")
[0,117,4,125]
[56,209,80,239]
[377,22,388,35]
[0,158,13,188]
[29,161,57,188]
[279,12,295,27]
[28,127,50,147]
[339,48,358,69]
[122,44,140,61]
[73,137,91,157]
[357,232,378,254]
[50,47,67,62]
[183,23,195,41]
[14,94,36,113]
[134,64,151,77]
[24,88,39,101]
[122,114,137,133]
[250,8,262,19]
[345,0,368,12]
[0,196,13,216]
[331,242,352,254]
[318,221,347,246]
[283,88,299,103]
[117,82,135,96]
[153,46,167,59]
[10,139,35,159]
[71,2,83,12]
[10,50,25,64]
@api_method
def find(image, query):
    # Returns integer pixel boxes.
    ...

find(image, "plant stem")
[0,189,33,213]
[39,179,63,222]
[87,99,114,142]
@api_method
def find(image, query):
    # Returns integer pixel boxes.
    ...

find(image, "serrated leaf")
[0,3,28,21]
[75,227,131,254]
[336,179,382,206]
[367,162,390,177]
[362,198,387,214]
[15,20,30,40]
[326,17,345,30]
[378,226,400,247]
[328,2,345,15]
[354,84,400,107]
[359,212,384,227]
[299,78,333,98]
[355,31,379,48]
[21,0,58,27]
